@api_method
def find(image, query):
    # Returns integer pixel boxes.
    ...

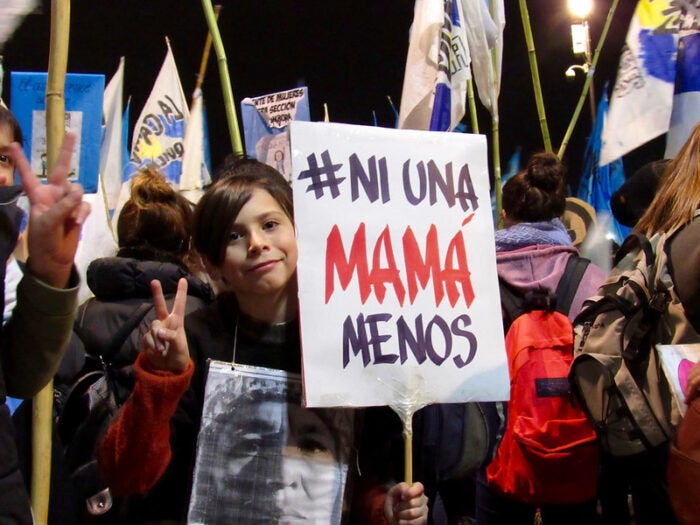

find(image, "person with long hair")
[625,122,700,525]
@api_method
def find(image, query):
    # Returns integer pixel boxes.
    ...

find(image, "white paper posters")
[241,87,310,183]
[657,343,700,418]
[189,362,353,524]
[290,121,509,409]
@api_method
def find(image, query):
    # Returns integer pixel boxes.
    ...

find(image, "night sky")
[1,1,664,190]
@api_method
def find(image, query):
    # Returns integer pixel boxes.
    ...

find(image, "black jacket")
[73,256,214,368]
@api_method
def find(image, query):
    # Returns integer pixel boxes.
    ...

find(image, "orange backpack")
[486,257,599,504]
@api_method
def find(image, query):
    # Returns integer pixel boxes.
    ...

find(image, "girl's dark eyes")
[0,154,10,164]
[229,220,281,241]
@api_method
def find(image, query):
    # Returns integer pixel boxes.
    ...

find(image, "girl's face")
[0,124,16,186]
[217,187,298,310]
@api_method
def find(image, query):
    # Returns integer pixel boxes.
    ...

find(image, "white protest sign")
[290,121,509,409]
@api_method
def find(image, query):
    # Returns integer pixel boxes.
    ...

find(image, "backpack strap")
[101,302,153,406]
[614,232,653,267]
[499,255,590,330]
[554,255,591,317]
[498,279,524,332]
[104,302,153,359]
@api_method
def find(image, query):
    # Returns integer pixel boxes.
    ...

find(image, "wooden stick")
[403,428,413,484]
[401,407,415,484]
[558,0,619,159]
[32,1,70,521]
[201,0,243,155]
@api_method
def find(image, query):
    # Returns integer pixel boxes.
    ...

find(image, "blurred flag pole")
[201,0,243,155]
[33,0,70,522]
[518,0,552,152]
[193,4,220,107]
[558,0,619,159]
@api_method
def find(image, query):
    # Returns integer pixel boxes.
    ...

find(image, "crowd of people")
[2,99,700,525]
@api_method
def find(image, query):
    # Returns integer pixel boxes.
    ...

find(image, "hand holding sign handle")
[384,480,428,525]
[143,278,190,374]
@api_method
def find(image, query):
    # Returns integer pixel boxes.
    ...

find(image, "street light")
[566,0,596,124]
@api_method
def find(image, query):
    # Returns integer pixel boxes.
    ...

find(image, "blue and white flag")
[179,87,212,204]
[600,0,680,166]
[398,0,470,131]
[429,0,469,131]
[665,26,700,158]
[114,41,189,223]
[124,41,188,183]
[578,89,629,247]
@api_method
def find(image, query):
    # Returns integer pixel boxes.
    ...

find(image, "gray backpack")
[569,226,700,456]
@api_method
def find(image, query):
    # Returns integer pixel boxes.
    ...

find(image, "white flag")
[179,88,212,205]
[99,57,125,212]
[600,0,679,166]
[461,0,505,118]
[74,187,119,303]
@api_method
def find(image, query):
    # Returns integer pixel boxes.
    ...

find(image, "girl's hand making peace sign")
[143,278,190,374]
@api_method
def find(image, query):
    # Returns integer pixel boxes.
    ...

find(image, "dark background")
[1,1,666,192]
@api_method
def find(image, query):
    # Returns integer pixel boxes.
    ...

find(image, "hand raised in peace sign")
[10,132,91,288]
[143,278,190,373]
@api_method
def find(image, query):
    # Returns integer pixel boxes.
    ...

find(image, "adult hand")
[384,481,429,525]
[685,360,700,403]
[10,132,90,288]
[143,278,190,374]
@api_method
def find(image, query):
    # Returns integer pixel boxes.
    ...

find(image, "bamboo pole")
[518,0,552,153]
[201,0,243,155]
[492,111,502,224]
[193,4,221,106]
[32,1,70,522]
[558,0,619,159]
[491,3,503,224]
[467,76,479,133]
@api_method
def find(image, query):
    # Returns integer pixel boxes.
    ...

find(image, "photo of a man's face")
[188,362,353,525]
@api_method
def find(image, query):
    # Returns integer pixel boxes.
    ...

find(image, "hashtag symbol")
[297,150,345,199]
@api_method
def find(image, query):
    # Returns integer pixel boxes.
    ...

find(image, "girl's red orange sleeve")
[96,352,194,496]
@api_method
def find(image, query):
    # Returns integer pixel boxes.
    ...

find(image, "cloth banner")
[123,41,189,183]
[461,0,505,118]
[577,88,629,246]
[100,57,125,212]
[600,0,679,165]
[179,87,212,204]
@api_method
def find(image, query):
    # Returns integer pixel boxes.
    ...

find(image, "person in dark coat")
[55,166,213,523]
[1,123,91,523]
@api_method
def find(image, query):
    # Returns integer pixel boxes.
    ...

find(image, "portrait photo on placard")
[188,362,353,525]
